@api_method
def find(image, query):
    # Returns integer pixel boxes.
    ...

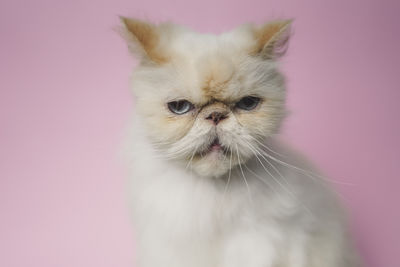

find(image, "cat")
[119,17,359,267]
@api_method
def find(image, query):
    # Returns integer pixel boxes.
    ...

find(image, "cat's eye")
[235,96,261,111]
[167,100,194,115]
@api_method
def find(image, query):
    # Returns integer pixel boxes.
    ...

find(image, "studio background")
[1,0,399,267]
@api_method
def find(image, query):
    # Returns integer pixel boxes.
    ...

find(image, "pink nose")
[205,111,228,125]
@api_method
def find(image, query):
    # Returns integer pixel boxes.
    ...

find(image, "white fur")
[123,21,359,267]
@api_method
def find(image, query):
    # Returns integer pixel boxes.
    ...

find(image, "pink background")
[1,0,399,266]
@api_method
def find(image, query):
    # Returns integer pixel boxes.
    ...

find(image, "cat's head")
[121,18,291,177]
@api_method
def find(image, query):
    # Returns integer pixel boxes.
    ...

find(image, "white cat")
[120,17,359,267]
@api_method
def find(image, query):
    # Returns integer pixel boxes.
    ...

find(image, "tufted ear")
[119,17,169,64]
[251,19,293,60]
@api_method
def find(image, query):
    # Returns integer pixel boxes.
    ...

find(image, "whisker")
[249,141,351,204]
[243,164,281,196]
[250,136,288,159]
[246,142,298,201]
[219,150,233,212]
[261,150,354,186]
[221,147,229,162]
[235,144,252,203]
[186,144,199,170]
[241,140,314,214]
[245,140,293,190]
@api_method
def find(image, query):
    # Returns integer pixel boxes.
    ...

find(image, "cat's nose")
[205,111,228,125]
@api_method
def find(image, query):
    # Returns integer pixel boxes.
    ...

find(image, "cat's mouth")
[195,137,230,157]
[210,137,222,151]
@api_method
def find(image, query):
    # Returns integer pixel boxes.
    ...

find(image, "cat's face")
[121,18,291,177]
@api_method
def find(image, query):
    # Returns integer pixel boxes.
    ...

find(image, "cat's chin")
[187,148,243,178]
[191,157,231,178]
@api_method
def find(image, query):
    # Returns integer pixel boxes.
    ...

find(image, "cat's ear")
[251,19,293,60]
[119,17,168,64]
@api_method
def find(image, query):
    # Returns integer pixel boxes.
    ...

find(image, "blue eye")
[235,96,261,110]
[167,100,194,115]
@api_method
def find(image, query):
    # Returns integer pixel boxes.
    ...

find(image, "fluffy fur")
[120,17,359,267]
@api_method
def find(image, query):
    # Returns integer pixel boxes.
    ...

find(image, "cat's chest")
[131,169,252,236]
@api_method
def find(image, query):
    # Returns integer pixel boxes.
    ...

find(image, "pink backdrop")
[1,0,399,266]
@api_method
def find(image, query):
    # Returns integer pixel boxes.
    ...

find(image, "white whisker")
[186,144,199,170]
[246,141,298,195]
[219,150,233,212]
[257,149,355,186]
[247,143,296,199]
[243,140,313,215]
[250,136,288,159]
[249,140,351,204]
[243,164,280,196]
[235,144,252,203]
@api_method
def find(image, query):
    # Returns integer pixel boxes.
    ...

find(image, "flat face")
[127,21,288,177]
